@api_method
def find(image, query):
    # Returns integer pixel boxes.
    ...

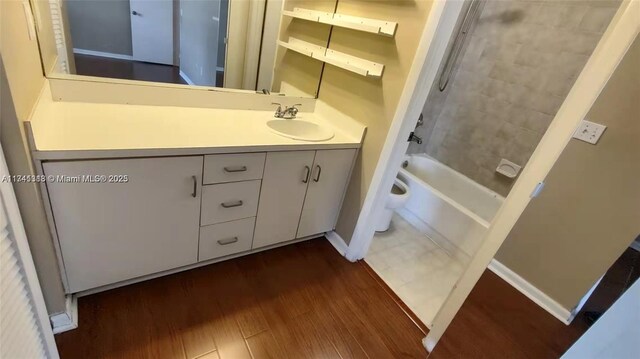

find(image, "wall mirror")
[30,0,339,98]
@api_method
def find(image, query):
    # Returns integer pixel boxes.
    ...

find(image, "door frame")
[256,0,284,92]
[225,0,265,90]
[242,0,266,90]
[342,0,639,351]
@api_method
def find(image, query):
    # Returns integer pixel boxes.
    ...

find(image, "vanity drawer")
[201,180,261,225]
[199,217,255,261]
[203,153,266,184]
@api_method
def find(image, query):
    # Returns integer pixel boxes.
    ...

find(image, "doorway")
[357,0,622,333]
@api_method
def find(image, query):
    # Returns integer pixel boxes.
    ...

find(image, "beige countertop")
[29,90,364,160]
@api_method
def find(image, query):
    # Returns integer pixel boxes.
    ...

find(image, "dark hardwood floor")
[56,238,607,359]
[55,239,427,358]
[430,271,589,359]
[74,54,187,85]
[430,246,639,358]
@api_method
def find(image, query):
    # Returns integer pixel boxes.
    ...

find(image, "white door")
[179,0,221,86]
[130,0,174,65]
[297,149,356,238]
[44,156,203,293]
[253,151,315,249]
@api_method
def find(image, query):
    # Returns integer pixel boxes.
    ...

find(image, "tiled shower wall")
[408,0,620,196]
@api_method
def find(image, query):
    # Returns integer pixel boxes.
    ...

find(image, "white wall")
[179,0,221,86]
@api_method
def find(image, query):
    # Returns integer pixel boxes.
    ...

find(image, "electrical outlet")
[572,120,606,144]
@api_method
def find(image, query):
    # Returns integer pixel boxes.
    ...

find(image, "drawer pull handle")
[313,165,322,182]
[224,166,247,173]
[217,237,239,245]
[191,175,198,198]
[221,200,243,208]
[302,165,311,183]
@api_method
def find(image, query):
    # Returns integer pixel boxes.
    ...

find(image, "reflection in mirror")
[31,0,336,98]
[272,0,336,98]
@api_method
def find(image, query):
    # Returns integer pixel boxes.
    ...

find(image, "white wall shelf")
[277,38,325,57]
[282,8,333,22]
[279,38,384,78]
[282,7,397,37]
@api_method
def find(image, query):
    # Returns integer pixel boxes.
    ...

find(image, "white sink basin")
[266,119,334,142]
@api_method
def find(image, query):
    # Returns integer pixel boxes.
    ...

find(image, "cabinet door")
[253,151,315,249]
[44,156,203,293]
[297,149,356,238]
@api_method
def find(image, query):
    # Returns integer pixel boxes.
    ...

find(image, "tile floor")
[365,214,466,327]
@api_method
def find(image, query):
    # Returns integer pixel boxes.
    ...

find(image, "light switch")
[572,120,606,144]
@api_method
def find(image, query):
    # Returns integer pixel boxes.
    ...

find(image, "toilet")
[375,176,411,232]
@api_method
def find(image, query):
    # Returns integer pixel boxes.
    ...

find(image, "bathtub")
[397,154,504,258]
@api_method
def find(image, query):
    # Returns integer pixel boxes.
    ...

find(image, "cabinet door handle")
[302,165,311,183]
[221,200,243,208]
[191,175,198,197]
[223,166,247,173]
[313,165,322,182]
[217,237,239,245]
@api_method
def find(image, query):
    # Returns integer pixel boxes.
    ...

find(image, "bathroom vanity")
[28,91,363,295]
[22,0,381,299]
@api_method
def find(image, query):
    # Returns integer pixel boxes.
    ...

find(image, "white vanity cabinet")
[253,149,356,248]
[253,151,316,248]
[43,148,356,293]
[43,156,203,293]
[297,149,356,238]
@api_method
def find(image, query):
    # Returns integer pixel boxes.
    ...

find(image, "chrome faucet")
[407,114,424,144]
[408,132,422,144]
[272,103,302,119]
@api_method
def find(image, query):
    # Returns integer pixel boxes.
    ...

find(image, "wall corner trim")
[488,259,572,325]
[50,295,78,334]
[325,231,352,260]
